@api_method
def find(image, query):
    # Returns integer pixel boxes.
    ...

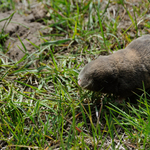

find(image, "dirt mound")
[0,5,48,62]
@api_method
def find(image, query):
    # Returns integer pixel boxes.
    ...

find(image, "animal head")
[78,56,116,92]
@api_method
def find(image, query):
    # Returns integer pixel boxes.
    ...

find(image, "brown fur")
[78,35,150,98]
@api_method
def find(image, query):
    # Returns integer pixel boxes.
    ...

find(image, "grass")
[0,0,150,149]
[0,0,15,11]
[0,11,15,54]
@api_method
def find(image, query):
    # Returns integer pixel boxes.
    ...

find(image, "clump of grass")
[0,31,8,53]
[108,92,150,149]
[0,11,15,53]
[0,0,15,11]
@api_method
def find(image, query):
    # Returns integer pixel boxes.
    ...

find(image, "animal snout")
[78,78,81,86]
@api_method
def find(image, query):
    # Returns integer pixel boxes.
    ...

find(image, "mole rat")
[78,35,150,98]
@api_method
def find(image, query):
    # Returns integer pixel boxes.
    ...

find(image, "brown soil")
[0,4,49,61]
